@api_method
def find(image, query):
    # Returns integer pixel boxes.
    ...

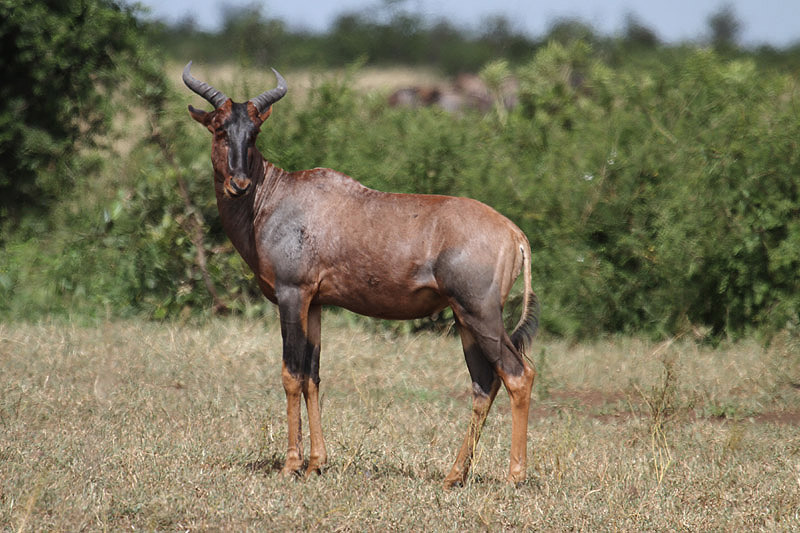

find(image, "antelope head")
[182,61,288,198]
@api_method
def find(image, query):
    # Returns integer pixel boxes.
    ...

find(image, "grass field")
[2,316,799,531]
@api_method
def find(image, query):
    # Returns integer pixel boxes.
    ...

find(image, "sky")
[130,0,800,48]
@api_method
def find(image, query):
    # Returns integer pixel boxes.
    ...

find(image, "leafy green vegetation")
[145,3,541,74]
[143,2,800,74]
[0,0,153,226]
[2,2,800,340]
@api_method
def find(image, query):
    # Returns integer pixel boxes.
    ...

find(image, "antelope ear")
[188,105,214,131]
[258,106,272,123]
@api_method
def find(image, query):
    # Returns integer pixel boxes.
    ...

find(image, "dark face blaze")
[183,62,286,198]
[219,102,260,197]
[189,100,271,198]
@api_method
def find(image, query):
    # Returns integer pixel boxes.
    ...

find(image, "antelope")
[183,62,539,488]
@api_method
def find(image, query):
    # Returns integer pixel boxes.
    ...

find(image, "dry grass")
[175,61,445,102]
[2,316,799,531]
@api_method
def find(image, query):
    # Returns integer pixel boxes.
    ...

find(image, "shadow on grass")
[241,452,456,484]
[236,450,549,491]
[243,454,284,474]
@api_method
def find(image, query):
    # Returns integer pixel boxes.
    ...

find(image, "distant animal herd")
[388,73,519,113]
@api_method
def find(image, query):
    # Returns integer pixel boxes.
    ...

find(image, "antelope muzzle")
[225,174,252,197]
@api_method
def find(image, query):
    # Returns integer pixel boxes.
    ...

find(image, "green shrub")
[2,38,799,340]
[0,0,146,226]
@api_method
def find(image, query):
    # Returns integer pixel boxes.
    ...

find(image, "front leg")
[277,285,314,476]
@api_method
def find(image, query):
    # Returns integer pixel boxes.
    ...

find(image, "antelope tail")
[510,241,540,356]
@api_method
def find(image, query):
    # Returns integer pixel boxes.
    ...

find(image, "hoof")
[280,466,302,478]
[304,464,325,478]
[506,472,526,486]
[442,476,465,490]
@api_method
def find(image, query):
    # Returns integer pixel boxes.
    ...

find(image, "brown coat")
[184,63,539,488]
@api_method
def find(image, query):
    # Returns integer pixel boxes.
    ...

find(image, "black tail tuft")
[510,291,539,356]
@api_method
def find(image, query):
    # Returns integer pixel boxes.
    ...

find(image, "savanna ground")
[2,315,800,531]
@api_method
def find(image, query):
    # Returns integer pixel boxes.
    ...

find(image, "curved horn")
[249,68,288,114]
[182,61,229,109]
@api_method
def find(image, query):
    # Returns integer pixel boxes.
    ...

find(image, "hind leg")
[303,303,327,476]
[443,326,501,489]
[451,302,535,485]
[495,351,535,484]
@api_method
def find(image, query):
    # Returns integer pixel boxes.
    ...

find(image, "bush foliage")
[0,0,150,225]
[146,3,539,75]
[2,4,800,340]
